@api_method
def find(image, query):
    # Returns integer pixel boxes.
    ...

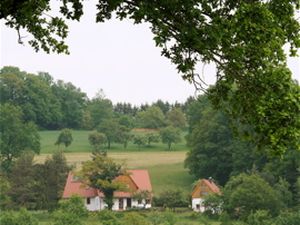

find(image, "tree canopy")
[2,0,299,155]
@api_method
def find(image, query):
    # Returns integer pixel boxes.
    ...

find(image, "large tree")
[185,96,261,185]
[137,106,166,129]
[0,103,40,172]
[0,67,62,129]
[79,154,126,210]
[1,1,299,155]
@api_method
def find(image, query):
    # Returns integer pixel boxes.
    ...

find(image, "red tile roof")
[203,179,220,194]
[128,170,152,192]
[62,170,152,199]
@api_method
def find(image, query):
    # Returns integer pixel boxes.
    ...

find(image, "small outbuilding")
[62,170,152,211]
[191,178,221,212]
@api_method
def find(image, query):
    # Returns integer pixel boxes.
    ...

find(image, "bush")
[153,190,188,209]
[223,173,281,219]
[123,212,151,225]
[274,211,300,225]
[247,210,273,225]
[53,210,82,225]
[98,210,121,225]
[58,195,88,218]
[0,208,38,225]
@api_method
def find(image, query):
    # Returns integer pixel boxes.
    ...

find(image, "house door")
[119,198,124,210]
[126,198,132,208]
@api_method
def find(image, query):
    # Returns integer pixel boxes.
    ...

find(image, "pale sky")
[0,1,299,105]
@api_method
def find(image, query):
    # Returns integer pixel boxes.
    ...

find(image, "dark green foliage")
[0,103,40,172]
[35,151,70,210]
[52,195,87,225]
[247,210,273,225]
[137,106,166,129]
[160,126,181,150]
[52,80,87,129]
[274,211,300,225]
[58,195,88,218]
[223,173,281,219]
[0,175,11,210]
[2,1,299,155]
[8,151,39,210]
[0,208,38,225]
[55,128,73,148]
[153,190,188,209]
[98,210,121,225]
[185,96,260,185]
[87,96,113,129]
[0,67,62,129]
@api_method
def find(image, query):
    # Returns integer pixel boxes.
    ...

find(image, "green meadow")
[39,130,188,154]
[37,130,195,195]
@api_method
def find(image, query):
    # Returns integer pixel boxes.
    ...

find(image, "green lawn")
[39,130,188,153]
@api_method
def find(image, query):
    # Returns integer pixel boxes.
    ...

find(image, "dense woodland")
[1,66,300,224]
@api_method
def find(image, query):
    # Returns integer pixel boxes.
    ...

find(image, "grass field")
[39,130,188,154]
[35,151,194,195]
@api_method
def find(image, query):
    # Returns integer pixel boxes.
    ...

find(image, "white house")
[191,178,221,212]
[62,170,152,211]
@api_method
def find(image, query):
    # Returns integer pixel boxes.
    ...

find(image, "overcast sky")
[1,1,299,105]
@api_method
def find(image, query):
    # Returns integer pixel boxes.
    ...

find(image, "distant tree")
[160,126,181,150]
[8,151,39,209]
[185,96,259,185]
[223,173,281,220]
[52,80,87,129]
[133,135,147,150]
[79,154,126,210]
[152,100,170,115]
[137,106,165,129]
[0,103,40,172]
[0,66,62,129]
[87,93,113,128]
[273,178,293,209]
[166,107,187,129]
[145,132,160,146]
[36,151,71,210]
[88,131,107,153]
[116,127,133,149]
[55,129,73,149]
[97,119,121,149]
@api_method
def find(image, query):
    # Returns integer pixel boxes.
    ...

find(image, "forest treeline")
[0,66,190,130]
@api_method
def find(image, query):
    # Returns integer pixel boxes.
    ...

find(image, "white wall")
[85,196,101,211]
[84,197,152,211]
[192,198,205,212]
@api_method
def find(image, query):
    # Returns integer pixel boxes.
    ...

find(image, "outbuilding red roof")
[62,170,152,199]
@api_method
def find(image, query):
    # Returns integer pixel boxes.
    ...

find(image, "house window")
[86,197,91,205]
[196,204,200,210]
[145,199,150,204]
[137,199,142,204]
